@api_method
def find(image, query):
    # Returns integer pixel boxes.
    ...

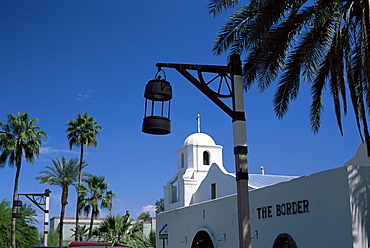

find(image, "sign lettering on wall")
[256,200,309,219]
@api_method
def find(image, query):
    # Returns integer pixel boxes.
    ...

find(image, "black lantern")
[142,69,172,135]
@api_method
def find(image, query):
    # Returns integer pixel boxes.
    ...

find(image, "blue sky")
[0,0,362,230]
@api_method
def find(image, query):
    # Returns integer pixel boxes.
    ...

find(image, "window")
[211,183,216,199]
[171,178,179,203]
[203,151,210,165]
[181,153,185,168]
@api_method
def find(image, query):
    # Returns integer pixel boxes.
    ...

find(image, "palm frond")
[213,5,257,55]
[208,0,240,17]
[250,6,313,90]
[273,53,301,118]
[310,58,329,133]
[213,0,370,154]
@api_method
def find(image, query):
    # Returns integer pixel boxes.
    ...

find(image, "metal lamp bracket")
[156,62,245,121]
[19,189,51,213]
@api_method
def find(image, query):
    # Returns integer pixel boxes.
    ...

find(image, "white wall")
[190,163,236,205]
[157,166,366,248]
[250,166,353,247]
[347,165,370,248]
[157,194,239,248]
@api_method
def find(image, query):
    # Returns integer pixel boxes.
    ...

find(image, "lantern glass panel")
[144,99,171,118]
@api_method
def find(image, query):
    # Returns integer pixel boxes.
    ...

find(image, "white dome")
[183,133,216,146]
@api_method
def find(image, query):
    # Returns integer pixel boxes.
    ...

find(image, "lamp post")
[19,189,51,247]
[142,54,251,248]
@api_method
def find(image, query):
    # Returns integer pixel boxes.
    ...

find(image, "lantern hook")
[155,67,166,80]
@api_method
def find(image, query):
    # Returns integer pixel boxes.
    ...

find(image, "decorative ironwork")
[18,189,51,213]
[155,55,245,122]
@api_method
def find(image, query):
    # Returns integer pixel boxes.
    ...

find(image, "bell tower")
[163,132,223,211]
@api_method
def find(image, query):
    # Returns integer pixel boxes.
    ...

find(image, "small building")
[50,216,105,241]
[50,216,156,243]
[156,132,370,247]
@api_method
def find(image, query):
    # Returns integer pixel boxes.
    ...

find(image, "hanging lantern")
[142,69,172,135]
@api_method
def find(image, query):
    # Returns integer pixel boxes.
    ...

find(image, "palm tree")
[106,190,115,216]
[155,198,164,214]
[66,112,102,240]
[46,229,60,247]
[128,230,156,248]
[137,212,150,220]
[0,112,47,248]
[70,225,89,242]
[209,0,370,154]
[36,157,87,246]
[92,212,142,244]
[78,175,114,239]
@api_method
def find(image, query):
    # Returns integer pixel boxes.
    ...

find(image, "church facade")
[156,132,370,248]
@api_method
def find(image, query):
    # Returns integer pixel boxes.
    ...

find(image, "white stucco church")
[156,131,370,248]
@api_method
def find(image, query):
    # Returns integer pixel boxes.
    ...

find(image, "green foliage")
[66,112,102,241]
[148,230,156,248]
[0,112,47,168]
[128,229,156,248]
[0,112,47,247]
[155,198,164,214]
[137,211,150,219]
[79,175,114,239]
[0,200,11,247]
[209,0,370,154]
[36,157,83,189]
[92,212,155,248]
[45,228,59,246]
[92,213,142,245]
[66,112,102,151]
[0,199,40,248]
[70,225,89,242]
[36,157,86,246]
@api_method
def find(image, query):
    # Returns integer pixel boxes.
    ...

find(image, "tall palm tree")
[78,175,114,239]
[66,112,102,240]
[0,112,47,248]
[36,157,87,246]
[209,0,370,154]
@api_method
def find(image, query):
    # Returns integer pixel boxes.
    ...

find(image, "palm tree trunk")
[11,162,21,248]
[88,209,95,239]
[75,143,84,241]
[59,187,68,247]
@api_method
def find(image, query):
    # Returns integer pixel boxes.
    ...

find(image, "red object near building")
[68,241,135,247]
